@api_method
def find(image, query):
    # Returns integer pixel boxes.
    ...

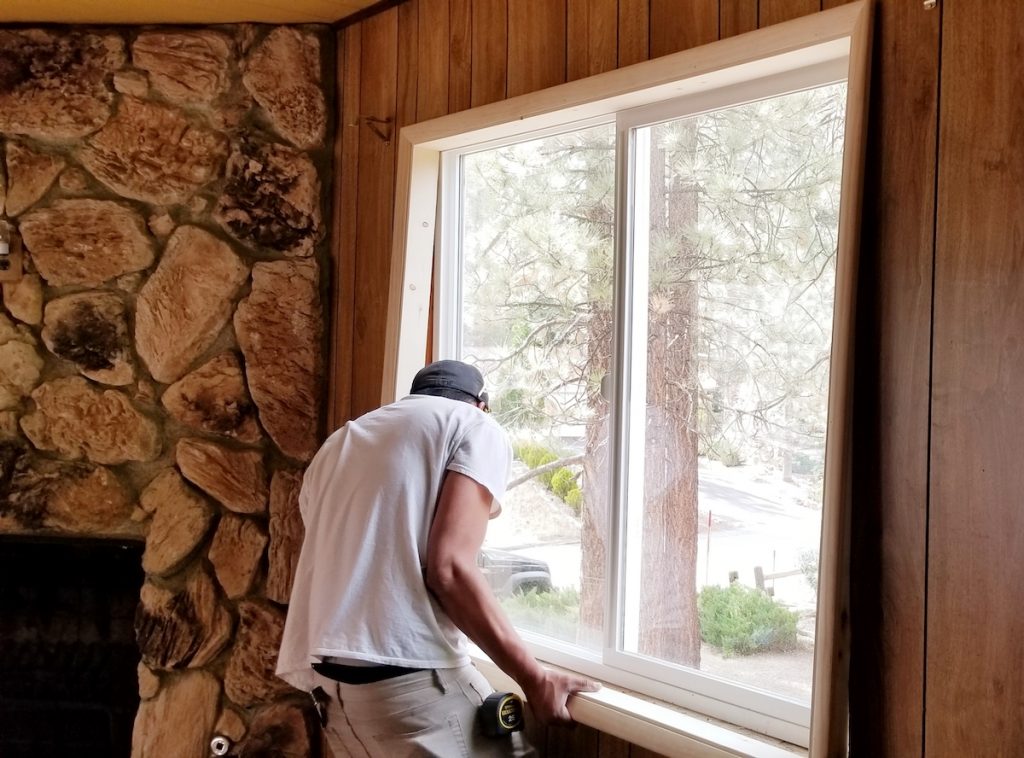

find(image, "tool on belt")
[479,692,525,737]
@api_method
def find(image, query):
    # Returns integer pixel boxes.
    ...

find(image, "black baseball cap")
[410,360,487,405]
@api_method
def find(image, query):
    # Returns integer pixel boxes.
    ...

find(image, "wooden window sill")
[472,655,804,758]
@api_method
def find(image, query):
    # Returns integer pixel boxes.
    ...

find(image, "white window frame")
[383,4,871,755]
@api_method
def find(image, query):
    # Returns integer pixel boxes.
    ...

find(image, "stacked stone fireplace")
[0,24,330,757]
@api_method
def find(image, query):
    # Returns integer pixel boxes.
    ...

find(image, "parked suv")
[477,548,552,596]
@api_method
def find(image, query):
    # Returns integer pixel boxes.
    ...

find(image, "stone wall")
[0,25,331,757]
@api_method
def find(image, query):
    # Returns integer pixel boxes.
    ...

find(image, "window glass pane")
[459,124,615,652]
[621,83,847,703]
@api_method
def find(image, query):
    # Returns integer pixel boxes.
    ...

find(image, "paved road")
[503,467,821,609]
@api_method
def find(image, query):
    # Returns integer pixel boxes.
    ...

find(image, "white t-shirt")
[276,394,512,691]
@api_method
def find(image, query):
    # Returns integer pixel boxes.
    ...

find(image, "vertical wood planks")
[546,721,600,756]
[416,0,449,361]
[397,0,419,137]
[471,0,507,106]
[847,0,938,755]
[418,0,450,121]
[567,0,617,80]
[598,732,632,758]
[721,0,757,38]
[629,746,668,758]
[617,0,649,66]
[649,0,718,57]
[757,0,819,27]
[351,8,399,417]
[927,0,1024,754]
[507,0,567,97]
[450,0,473,112]
[329,24,362,429]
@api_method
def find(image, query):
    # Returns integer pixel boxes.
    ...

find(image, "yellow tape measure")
[480,692,525,737]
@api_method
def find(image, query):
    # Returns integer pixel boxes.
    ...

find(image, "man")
[277,359,599,757]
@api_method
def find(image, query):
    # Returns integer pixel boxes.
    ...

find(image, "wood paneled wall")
[926,0,1024,754]
[327,0,959,754]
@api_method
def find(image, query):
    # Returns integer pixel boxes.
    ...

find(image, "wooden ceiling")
[0,0,380,24]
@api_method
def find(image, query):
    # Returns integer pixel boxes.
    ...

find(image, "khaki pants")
[312,664,536,758]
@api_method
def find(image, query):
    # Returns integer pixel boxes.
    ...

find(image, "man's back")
[276,394,510,690]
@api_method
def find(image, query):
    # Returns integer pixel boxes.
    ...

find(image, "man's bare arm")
[426,471,599,725]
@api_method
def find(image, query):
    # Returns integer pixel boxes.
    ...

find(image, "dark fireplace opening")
[0,536,144,758]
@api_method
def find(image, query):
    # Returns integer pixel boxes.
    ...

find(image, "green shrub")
[500,586,580,643]
[513,442,584,514]
[514,443,558,486]
[697,584,798,657]
[564,488,583,514]
[550,467,576,498]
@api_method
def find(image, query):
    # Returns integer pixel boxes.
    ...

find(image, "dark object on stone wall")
[135,566,233,670]
[161,353,262,444]
[42,292,135,386]
[0,448,135,535]
[215,140,321,258]
[0,29,124,141]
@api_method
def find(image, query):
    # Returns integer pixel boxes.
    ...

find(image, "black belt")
[313,661,426,684]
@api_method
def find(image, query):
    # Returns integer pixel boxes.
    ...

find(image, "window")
[386,4,870,753]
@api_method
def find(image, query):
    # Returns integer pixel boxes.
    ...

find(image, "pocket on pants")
[370,712,468,758]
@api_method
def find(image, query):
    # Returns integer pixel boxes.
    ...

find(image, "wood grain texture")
[507,0,567,97]
[758,0,819,27]
[567,0,617,80]
[351,8,399,417]
[598,731,631,758]
[926,0,1024,754]
[450,0,473,112]
[629,746,668,758]
[398,0,420,136]
[417,0,450,120]
[617,0,649,66]
[821,0,852,7]
[546,722,600,756]
[328,25,362,429]
[649,0,718,56]
[721,0,757,38]
[847,0,938,753]
[471,0,508,106]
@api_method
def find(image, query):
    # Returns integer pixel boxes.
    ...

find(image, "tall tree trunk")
[579,126,701,667]
[580,309,611,645]
[637,135,701,666]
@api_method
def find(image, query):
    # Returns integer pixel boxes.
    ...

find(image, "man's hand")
[519,668,601,727]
